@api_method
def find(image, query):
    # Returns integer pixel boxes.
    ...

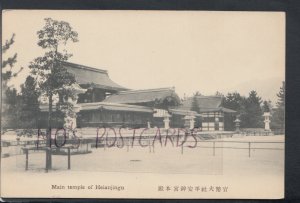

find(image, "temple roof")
[80,102,153,113]
[182,96,222,109]
[169,109,201,117]
[178,96,236,113]
[102,87,181,105]
[62,61,128,91]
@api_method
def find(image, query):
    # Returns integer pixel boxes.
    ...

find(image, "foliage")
[271,81,285,130]
[1,34,23,131]
[262,100,270,112]
[215,91,224,97]
[29,18,79,128]
[276,81,285,108]
[2,88,20,129]
[242,91,264,128]
[2,34,23,82]
[18,76,41,128]
[189,94,201,128]
[222,92,245,113]
[193,91,202,96]
[190,95,200,113]
[222,92,246,130]
[223,91,264,128]
[2,76,41,129]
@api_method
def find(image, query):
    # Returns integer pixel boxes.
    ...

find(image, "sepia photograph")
[1,10,285,199]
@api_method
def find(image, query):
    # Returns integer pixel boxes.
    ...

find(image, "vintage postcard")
[1,10,285,199]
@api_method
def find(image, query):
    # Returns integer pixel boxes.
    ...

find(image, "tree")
[18,76,41,129]
[262,100,270,112]
[190,95,200,113]
[276,81,285,109]
[29,18,79,127]
[242,91,263,128]
[222,92,246,130]
[215,91,224,97]
[2,87,21,129]
[222,92,245,113]
[2,34,23,83]
[193,91,202,96]
[29,18,79,170]
[271,81,285,130]
[190,95,201,128]
[1,34,23,130]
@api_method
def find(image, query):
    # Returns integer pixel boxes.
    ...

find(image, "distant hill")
[220,77,284,104]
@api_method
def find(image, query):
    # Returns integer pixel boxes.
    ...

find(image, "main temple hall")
[40,61,236,131]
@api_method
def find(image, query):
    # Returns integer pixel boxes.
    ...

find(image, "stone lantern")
[61,83,87,131]
[263,112,271,131]
[183,114,196,130]
[163,114,171,129]
[234,116,241,132]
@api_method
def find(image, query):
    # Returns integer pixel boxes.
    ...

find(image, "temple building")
[176,96,237,131]
[62,61,128,102]
[39,62,235,131]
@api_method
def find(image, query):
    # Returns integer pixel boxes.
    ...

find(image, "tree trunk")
[46,92,53,171]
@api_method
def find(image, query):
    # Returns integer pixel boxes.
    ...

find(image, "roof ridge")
[185,95,223,100]
[79,102,153,109]
[61,61,108,74]
[116,87,175,95]
[194,95,223,98]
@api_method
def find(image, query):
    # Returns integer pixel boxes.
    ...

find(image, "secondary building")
[176,96,237,131]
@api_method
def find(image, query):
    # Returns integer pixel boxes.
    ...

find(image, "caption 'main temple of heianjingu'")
[39,61,236,131]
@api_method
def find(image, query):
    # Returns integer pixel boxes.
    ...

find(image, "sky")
[2,10,285,102]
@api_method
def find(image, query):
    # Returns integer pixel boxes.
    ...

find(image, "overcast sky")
[3,10,285,101]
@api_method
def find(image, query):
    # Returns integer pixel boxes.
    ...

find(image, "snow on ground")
[1,135,284,199]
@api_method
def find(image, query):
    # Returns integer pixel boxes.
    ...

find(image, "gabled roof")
[102,87,181,105]
[169,109,201,117]
[220,107,237,113]
[182,96,223,109]
[62,61,128,91]
[178,96,236,113]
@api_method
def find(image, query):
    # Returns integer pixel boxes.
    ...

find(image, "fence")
[180,140,284,157]
[2,135,284,157]
[240,128,285,136]
[90,136,284,158]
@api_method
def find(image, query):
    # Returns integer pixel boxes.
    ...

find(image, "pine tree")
[215,91,224,97]
[276,81,285,108]
[271,81,285,130]
[29,18,79,170]
[2,88,20,129]
[190,94,201,128]
[262,100,270,112]
[222,92,245,112]
[19,76,41,129]
[2,34,23,83]
[1,34,23,130]
[190,95,200,113]
[194,91,202,96]
[222,92,246,130]
[242,91,263,128]
[29,18,79,128]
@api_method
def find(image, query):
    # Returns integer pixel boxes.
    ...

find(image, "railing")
[91,137,284,158]
[240,128,285,136]
[2,133,284,159]
[2,135,284,172]
[180,140,284,157]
